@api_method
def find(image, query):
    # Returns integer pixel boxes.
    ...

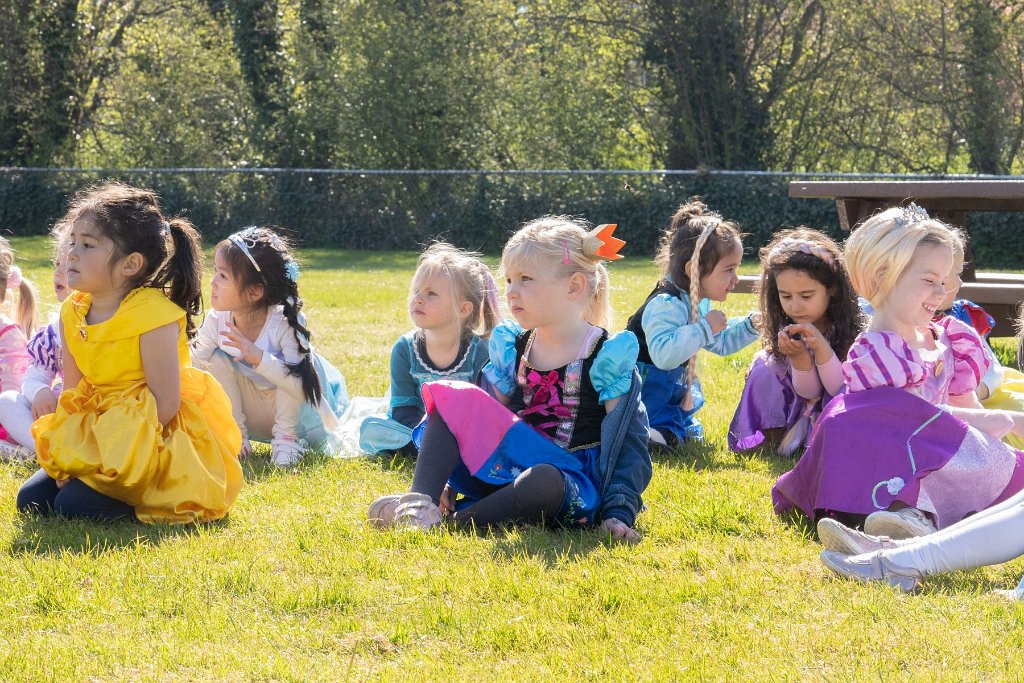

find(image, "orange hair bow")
[583,223,626,261]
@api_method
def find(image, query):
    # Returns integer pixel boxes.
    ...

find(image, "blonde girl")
[358,242,500,455]
[368,217,651,541]
[774,205,1024,540]
[0,236,37,405]
[625,199,759,449]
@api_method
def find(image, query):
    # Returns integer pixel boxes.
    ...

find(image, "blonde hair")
[500,216,614,330]
[845,206,962,309]
[411,242,501,338]
[0,236,37,336]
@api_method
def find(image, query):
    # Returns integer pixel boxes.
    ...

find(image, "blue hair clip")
[284,260,300,283]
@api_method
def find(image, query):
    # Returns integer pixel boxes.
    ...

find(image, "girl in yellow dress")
[16,182,243,523]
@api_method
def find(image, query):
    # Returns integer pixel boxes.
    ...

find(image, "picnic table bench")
[734,180,1024,337]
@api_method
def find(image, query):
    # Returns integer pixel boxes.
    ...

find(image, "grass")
[2,235,1024,681]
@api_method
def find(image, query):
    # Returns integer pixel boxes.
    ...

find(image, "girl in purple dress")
[729,229,863,455]
[773,205,1024,539]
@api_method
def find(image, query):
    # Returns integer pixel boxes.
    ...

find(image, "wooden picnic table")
[786,180,1024,336]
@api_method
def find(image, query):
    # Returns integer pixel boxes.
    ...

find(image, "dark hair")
[64,181,203,338]
[655,198,743,291]
[216,227,322,405]
[757,227,864,361]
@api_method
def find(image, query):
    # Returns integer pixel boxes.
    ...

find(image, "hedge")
[2,169,1023,267]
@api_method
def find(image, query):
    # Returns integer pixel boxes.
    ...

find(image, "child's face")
[504,260,578,330]
[883,243,952,330]
[939,249,965,311]
[409,274,466,331]
[776,268,830,327]
[65,216,120,295]
[53,246,70,303]
[210,249,259,313]
[697,242,742,302]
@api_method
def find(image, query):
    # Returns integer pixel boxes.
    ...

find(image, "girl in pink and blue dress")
[0,236,37,453]
[368,217,651,541]
[773,205,1024,539]
[729,229,863,455]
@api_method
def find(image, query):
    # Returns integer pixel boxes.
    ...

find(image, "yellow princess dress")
[32,288,243,523]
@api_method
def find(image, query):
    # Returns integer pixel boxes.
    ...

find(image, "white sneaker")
[271,437,304,467]
[864,507,936,539]
[817,517,898,555]
[392,492,444,531]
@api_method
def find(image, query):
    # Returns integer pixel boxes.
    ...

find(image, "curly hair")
[757,228,864,362]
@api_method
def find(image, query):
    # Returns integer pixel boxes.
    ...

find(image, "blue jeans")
[17,469,136,522]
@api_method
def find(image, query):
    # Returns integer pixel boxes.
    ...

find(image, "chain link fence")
[2,168,1023,265]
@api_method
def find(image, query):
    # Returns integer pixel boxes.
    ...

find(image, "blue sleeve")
[482,320,523,396]
[704,313,759,356]
[590,331,640,403]
[388,335,421,413]
[466,335,490,383]
[642,295,713,370]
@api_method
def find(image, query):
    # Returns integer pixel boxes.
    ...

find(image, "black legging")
[411,413,566,527]
[17,468,136,522]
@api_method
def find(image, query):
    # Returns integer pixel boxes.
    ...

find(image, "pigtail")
[478,266,502,337]
[15,280,38,337]
[153,218,204,339]
[682,223,718,411]
[584,262,612,330]
[281,285,323,405]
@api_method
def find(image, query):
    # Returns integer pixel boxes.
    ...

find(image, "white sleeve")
[191,311,221,362]
[252,317,306,402]
[21,364,56,403]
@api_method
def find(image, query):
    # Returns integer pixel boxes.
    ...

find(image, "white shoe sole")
[864,511,935,540]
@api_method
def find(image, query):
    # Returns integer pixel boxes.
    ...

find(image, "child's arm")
[140,321,182,426]
[190,311,220,362]
[23,364,58,419]
[223,318,307,403]
[641,296,717,369]
[785,322,845,397]
[703,313,759,357]
[388,336,425,427]
[481,321,522,406]
[58,320,83,392]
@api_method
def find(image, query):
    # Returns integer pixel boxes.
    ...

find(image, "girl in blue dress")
[358,242,500,455]
[368,218,652,540]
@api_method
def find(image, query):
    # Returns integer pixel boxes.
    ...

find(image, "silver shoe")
[864,507,936,539]
[367,493,404,529]
[820,550,921,593]
[817,518,897,555]
[393,492,443,531]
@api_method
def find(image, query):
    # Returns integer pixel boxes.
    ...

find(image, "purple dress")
[728,350,831,452]
[773,318,1024,529]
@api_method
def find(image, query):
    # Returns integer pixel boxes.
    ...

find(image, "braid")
[682,223,717,411]
[281,284,322,405]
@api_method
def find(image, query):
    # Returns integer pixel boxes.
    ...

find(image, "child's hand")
[777,329,810,359]
[221,320,264,366]
[1008,412,1024,439]
[704,310,727,334]
[439,484,457,517]
[31,387,58,420]
[238,439,253,460]
[784,323,834,365]
[970,409,1014,439]
[600,517,641,543]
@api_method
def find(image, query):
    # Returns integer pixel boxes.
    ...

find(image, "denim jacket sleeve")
[598,369,653,527]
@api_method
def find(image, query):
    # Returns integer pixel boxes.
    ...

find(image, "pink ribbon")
[521,369,571,431]
[6,265,21,290]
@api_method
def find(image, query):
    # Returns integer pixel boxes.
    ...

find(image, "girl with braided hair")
[625,200,759,450]
[192,226,349,467]
[368,216,651,540]
[729,228,864,455]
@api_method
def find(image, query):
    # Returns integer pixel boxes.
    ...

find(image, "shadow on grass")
[651,438,798,478]
[8,514,219,557]
[484,525,616,568]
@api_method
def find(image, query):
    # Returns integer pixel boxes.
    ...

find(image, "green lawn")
[1,235,1023,681]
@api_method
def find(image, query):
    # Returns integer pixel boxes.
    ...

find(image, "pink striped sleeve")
[842,332,925,392]
[940,317,992,396]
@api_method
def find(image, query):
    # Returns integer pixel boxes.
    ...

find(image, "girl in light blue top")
[359,243,500,455]
[625,200,759,448]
